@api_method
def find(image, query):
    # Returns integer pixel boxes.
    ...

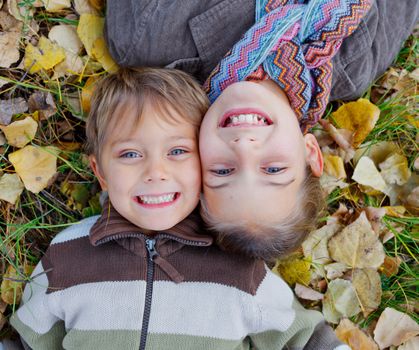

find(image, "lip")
[218,108,273,128]
[134,192,180,209]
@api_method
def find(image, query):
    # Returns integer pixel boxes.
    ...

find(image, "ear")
[303,133,323,177]
[89,155,108,190]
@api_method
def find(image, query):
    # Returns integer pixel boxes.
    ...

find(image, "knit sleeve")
[9,256,65,350]
[250,267,349,349]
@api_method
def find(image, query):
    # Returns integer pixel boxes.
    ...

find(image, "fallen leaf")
[0,312,6,331]
[273,254,311,286]
[352,268,382,317]
[41,0,71,12]
[77,13,103,57]
[302,223,342,266]
[352,156,388,195]
[88,0,104,10]
[74,0,99,15]
[328,203,353,225]
[399,337,419,350]
[0,173,24,204]
[28,91,57,120]
[24,36,66,74]
[325,262,349,279]
[328,212,385,269]
[52,51,84,78]
[48,24,83,54]
[91,37,118,72]
[0,131,6,145]
[81,75,99,114]
[8,145,59,193]
[335,318,379,350]
[7,0,35,21]
[381,255,402,277]
[0,116,37,147]
[320,174,349,195]
[409,68,419,82]
[332,99,380,147]
[323,154,346,179]
[322,279,360,324]
[0,97,28,125]
[295,283,324,301]
[1,264,34,305]
[373,308,419,349]
[0,28,20,68]
[406,187,419,213]
[354,141,400,167]
[383,206,406,217]
[363,207,386,234]
[319,119,355,162]
[379,153,411,186]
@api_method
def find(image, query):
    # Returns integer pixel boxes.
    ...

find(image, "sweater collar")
[89,200,213,249]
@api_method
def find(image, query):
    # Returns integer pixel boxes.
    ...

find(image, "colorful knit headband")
[204,0,373,132]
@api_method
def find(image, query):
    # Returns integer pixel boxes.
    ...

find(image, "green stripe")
[10,315,65,350]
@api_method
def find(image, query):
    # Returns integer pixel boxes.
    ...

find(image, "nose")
[143,160,168,183]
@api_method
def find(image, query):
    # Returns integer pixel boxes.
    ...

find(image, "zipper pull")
[145,238,158,261]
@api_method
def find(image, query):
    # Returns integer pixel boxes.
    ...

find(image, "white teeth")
[226,113,269,126]
[232,116,239,124]
[238,115,246,122]
[139,193,175,204]
[245,114,253,123]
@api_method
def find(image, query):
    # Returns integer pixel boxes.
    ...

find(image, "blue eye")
[121,151,140,159]
[211,168,234,176]
[264,167,284,174]
[169,148,187,156]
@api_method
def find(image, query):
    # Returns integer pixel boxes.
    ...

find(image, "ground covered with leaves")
[0,1,418,349]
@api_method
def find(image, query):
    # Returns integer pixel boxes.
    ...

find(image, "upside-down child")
[9,67,350,350]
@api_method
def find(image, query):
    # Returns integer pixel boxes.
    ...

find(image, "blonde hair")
[200,169,324,262]
[85,67,209,161]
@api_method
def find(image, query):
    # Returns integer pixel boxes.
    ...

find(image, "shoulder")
[50,215,100,246]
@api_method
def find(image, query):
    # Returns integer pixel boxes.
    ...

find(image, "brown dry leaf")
[319,119,355,162]
[273,254,311,287]
[302,223,342,266]
[354,141,400,167]
[0,97,28,125]
[324,262,349,279]
[295,283,324,301]
[74,0,99,15]
[0,28,20,68]
[322,279,361,324]
[77,14,103,57]
[81,75,99,114]
[332,98,380,147]
[24,36,66,74]
[91,37,118,73]
[328,212,385,269]
[352,156,388,195]
[1,264,34,305]
[409,68,419,82]
[41,0,71,12]
[28,91,57,120]
[0,116,37,147]
[88,0,104,10]
[0,130,6,145]
[320,174,349,195]
[0,311,6,331]
[379,153,411,186]
[363,207,386,235]
[8,145,59,193]
[0,173,24,204]
[335,318,379,350]
[381,255,402,278]
[323,154,346,179]
[399,337,419,350]
[373,308,419,349]
[352,268,382,317]
[406,187,419,213]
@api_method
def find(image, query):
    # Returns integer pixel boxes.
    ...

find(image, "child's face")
[90,101,201,231]
[199,80,323,226]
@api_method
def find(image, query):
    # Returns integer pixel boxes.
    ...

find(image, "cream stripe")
[334,346,351,350]
[50,216,98,244]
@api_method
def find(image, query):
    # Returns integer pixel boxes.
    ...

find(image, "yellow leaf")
[352,268,382,317]
[323,154,346,179]
[379,153,411,186]
[381,255,401,278]
[332,99,380,147]
[74,0,99,15]
[41,0,71,12]
[1,264,34,305]
[383,206,406,217]
[88,0,104,10]
[352,156,388,195]
[24,36,66,74]
[0,173,24,204]
[81,75,100,114]
[328,212,385,269]
[77,14,104,57]
[354,141,400,167]
[373,308,419,349]
[335,318,379,350]
[0,116,37,147]
[273,254,311,287]
[9,145,58,193]
[91,37,118,73]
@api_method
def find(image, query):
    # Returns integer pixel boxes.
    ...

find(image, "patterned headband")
[204,0,373,132]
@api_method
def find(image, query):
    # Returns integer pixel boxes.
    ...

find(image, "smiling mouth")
[219,110,273,128]
[135,192,180,208]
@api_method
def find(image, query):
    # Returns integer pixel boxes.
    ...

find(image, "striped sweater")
[11,205,349,350]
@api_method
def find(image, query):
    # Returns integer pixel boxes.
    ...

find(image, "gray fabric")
[105,0,419,100]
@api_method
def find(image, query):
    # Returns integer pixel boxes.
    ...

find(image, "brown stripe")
[43,236,266,295]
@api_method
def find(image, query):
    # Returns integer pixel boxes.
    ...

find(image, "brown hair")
[200,169,324,262]
[85,67,209,161]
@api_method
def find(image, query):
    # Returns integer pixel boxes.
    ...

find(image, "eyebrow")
[204,177,296,190]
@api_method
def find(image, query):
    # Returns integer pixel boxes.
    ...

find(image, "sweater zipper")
[139,238,157,350]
